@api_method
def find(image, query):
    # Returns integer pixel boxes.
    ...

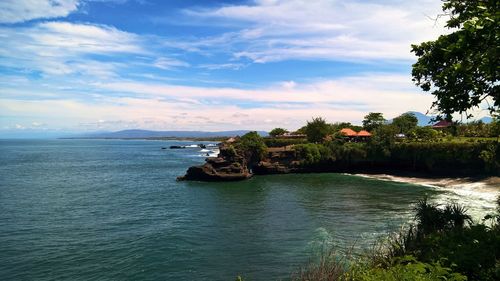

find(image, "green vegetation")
[290,197,500,281]
[294,143,332,165]
[261,114,499,175]
[269,127,289,137]
[411,0,499,117]
[305,117,334,143]
[264,137,308,147]
[392,113,418,134]
[348,256,467,281]
[362,112,386,132]
[406,127,440,142]
[235,131,267,163]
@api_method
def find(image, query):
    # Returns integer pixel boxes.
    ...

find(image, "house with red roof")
[357,130,372,137]
[432,120,453,129]
[339,128,372,142]
[340,128,357,137]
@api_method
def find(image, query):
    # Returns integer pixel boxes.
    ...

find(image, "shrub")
[407,127,439,142]
[292,247,351,281]
[294,143,333,165]
[236,131,267,163]
[378,199,500,281]
[264,138,308,147]
[269,127,288,137]
[350,256,466,281]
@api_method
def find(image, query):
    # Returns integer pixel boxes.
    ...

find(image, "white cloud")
[0,21,144,76]
[98,73,428,108]
[0,73,438,131]
[185,0,448,63]
[198,63,246,70]
[154,57,190,70]
[0,0,80,23]
[31,21,143,54]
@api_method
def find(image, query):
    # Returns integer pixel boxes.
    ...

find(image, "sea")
[0,139,498,281]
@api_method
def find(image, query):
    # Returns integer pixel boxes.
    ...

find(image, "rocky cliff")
[177,143,253,181]
[178,144,300,181]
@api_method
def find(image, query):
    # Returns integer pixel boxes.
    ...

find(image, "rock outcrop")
[177,143,253,181]
[178,143,302,181]
[253,147,300,174]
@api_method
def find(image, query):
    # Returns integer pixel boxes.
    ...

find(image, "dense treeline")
[291,138,499,175]
[263,112,500,175]
[264,137,308,147]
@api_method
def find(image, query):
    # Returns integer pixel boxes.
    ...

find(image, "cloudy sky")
[0,0,463,136]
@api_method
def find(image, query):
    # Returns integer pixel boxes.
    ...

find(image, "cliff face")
[178,145,301,181]
[253,147,300,174]
[177,143,253,181]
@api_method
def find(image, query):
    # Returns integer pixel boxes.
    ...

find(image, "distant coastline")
[60,136,227,142]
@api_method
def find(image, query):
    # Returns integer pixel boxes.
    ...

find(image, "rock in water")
[177,143,253,181]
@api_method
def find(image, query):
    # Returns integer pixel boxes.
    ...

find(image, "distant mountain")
[68,129,269,139]
[407,111,436,126]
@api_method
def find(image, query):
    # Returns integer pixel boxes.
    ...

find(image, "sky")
[0,0,488,136]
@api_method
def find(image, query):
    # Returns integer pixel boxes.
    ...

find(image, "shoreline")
[350,172,500,189]
[350,172,500,215]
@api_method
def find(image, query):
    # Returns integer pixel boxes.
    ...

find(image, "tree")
[362,112,386,131]
[236,131,267,163]
[305,117,332,143]
[411,0,499,118]
[408,127,439,142]
[269,127,288,137]
[392,113,419,134]
[294,125,307,135]
[368,124,399,158]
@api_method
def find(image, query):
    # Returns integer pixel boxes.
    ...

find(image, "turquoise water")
[0,139,442,280]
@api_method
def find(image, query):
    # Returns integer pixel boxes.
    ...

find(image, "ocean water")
[0,139,497,281]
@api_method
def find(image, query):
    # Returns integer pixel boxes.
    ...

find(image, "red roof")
[432,120,452,128]
[340,128,357,137]
[357,130,372,137]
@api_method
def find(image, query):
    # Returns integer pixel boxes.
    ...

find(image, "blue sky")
[1,0,483,136]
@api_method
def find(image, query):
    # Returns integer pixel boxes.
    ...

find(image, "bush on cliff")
[329,142,367,165]
[391,141,498,173]
[236,131,267,164]
[264,138,308,147]
[294,143,333,165]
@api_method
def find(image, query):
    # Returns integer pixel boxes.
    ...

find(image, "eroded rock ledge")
[177,143,299,181]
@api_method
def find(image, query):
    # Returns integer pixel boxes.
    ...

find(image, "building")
[339,128,371,142]
[340,128,357,137]
[432,120,453,129]
[356,130,372,140]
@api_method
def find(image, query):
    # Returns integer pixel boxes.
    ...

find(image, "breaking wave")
[353,173,500,221]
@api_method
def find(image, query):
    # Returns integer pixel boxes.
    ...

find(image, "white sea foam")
[352,173,500,221]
